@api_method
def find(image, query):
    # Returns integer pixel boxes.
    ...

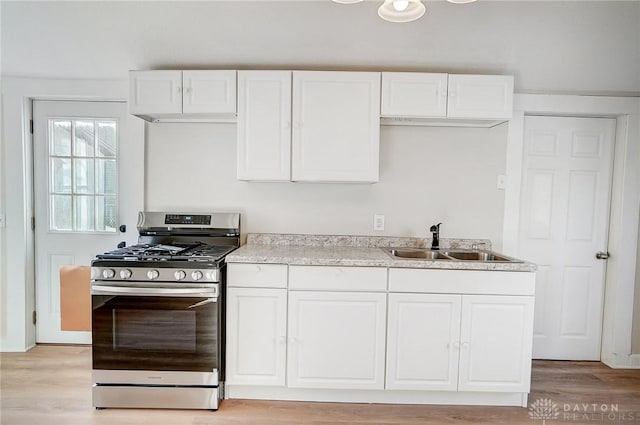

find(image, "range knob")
[146,269,160,280]
[102,269,115,279]
[191,270,203,281]
[119,269,133,279]
[174,270,187,280]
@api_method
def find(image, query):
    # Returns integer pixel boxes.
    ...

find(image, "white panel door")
[458,295,534,392]
[226,287,287,386]
[182,70,236,114]
[128,70,182,115]
[291,71,380,182]
[33,100,144,343]
[237,71,292,181]
[386,293,461,391]
[287,291,386,390]
[519,116,615,360]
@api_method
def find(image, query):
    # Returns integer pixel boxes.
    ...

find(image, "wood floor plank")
[1,345,639,425]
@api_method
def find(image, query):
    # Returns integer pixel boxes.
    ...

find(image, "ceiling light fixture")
[331,0,476,23]
[378,0,425,23]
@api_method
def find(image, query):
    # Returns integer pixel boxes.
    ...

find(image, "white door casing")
[519,116,615,360]
[33,100,143,343]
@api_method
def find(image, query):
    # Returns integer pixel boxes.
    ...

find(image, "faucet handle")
[430,222,442,232]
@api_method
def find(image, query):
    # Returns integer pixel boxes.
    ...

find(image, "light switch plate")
[374,214,385,231]
[497,174,507,190]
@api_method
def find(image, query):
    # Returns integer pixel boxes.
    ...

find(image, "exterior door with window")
[33,100,143,343]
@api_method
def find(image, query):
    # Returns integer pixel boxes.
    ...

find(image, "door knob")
[595,251,610,260]
[119,224,127,233]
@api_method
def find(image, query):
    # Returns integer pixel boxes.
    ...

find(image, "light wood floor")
[2,345,640,425]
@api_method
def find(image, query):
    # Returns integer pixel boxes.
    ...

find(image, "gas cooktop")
[96,242,237,262]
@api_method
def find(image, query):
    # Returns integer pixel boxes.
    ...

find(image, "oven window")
[92,295,219,372]
[114,309,196,353]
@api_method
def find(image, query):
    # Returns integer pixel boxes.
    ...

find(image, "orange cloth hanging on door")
[59,265,91,331]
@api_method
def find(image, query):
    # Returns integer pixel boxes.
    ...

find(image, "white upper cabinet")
[182,70,236,114]
[129,70,183,115]
[381,72,448,117]
[129,70,236,122]
[381,72,514,126]
[292,71,381,183]
[237,71,292,181]
[237,70,381,183]
[447,74,514,120]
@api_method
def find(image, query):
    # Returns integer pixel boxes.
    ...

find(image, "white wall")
[146,123,508,248]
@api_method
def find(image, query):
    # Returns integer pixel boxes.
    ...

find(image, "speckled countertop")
[226,234,537,272]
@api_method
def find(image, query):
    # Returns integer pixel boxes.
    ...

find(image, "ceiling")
[1,0,639,95]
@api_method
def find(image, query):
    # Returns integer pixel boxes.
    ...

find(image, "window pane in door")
[73,159,95,194]
[96,159,117,195]
[97,121,117,157]
[48,117,118,233]
[74,196,95,231]
[51,158,72,193]
[73,120,95,157]
[96,196,117,231]
[52,120,71,156]
[51,195,72,231]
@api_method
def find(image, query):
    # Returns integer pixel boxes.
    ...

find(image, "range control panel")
[164,214,211,225]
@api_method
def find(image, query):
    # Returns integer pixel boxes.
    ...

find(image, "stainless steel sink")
[443,251,522,263]
[387,248,451,260]
[385,247,523,263]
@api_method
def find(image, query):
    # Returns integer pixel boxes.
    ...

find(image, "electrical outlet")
[374,214,385,231]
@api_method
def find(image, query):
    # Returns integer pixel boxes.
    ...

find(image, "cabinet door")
[237,71,292,181]
[292,71,381,182]
[386,293,461,391]
[226,287,287,386]
[182,70,236,114]
[458,295,534,392]
[447,74,514,119]
[287,291,386,390]
[381,72,448,117]
[129,70,182,115]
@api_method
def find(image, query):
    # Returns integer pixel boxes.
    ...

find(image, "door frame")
[0,77,144,352]
[502,94,640,368]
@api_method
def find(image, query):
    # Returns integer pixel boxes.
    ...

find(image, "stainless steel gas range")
[90,211,240,410]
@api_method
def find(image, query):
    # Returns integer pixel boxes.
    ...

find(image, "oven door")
[91,284,220,374]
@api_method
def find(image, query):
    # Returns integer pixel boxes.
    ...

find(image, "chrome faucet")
[430,222,442,250]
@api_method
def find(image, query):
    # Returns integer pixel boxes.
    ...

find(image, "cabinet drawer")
[227,263,288,288]
[289,265,387,292]
[389,268,535,295]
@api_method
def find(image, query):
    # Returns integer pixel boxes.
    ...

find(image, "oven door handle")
[187,298,218,309]
[91,285,218,297]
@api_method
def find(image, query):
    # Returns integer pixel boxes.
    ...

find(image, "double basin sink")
[385,248,522,263]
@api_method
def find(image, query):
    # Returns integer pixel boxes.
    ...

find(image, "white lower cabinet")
[386,293,462,391]
[458,295,534,392]
[226,263,535,406]
[226,287,288,386]
[386,292,534,393]
[287,290,387,390]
